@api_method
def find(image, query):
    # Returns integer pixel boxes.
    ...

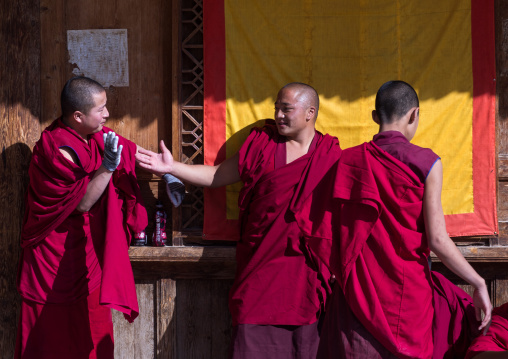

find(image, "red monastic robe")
[432,271,480,359]
[303,141,435,358]
[465,302,508,357]
[16,119,147,358]
[229,122,341,326]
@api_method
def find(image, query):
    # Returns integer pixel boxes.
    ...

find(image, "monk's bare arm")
[136,140,241,187]
[424,160,493,331]
[59,147,113,212]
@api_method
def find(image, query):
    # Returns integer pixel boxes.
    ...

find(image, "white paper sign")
[67,29,129,87]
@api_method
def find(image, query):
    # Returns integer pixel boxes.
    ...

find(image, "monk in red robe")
[303,81,492,358]
[465,302,508,358]
[15,76,147,359]
[136,82,342,358]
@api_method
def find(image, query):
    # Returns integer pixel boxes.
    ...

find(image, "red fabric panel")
[445,0,497,236]
[203,0,239,240]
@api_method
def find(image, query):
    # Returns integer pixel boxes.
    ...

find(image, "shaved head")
[61,76,105,117]
[281,82,319,121]
[375,80,419,124]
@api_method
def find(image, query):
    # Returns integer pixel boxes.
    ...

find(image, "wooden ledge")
[431,246,508,263]
[129,245,236,263]
[129,245,508,263]
[128,245,508,279]
[128,246,237,279]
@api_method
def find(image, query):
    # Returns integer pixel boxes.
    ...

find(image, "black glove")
[102,132,123,171]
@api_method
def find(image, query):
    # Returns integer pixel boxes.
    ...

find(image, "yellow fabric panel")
[224,0,473,218]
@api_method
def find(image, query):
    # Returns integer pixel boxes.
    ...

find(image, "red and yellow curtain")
[203,0,496,240]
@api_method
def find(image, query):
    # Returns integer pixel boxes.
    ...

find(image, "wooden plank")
[133,245,508,264]
[176,279,233,359]
[40,0,68,129]
[0,0,41,357]
[499,157,508,180]
[129,246,236,262]
[499,182,508,221]
[130,246,237,279]
[176,280,210,358]
[129,247,236,279]
[210,281,234,357]
[157,278,177,359]
[430,246,508,262]
[113,279,155,358]
[494,278,508,307]
[498,222,508,245]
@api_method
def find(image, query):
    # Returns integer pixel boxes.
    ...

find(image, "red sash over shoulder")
[230,122,341,326]
[18,119,147,322]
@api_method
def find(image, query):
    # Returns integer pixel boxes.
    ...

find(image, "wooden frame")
[171,0,206,246]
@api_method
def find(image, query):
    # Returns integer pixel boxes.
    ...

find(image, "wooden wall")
[2,0,508,358]
[0,0,42,356]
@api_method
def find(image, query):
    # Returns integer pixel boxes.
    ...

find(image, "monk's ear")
[372,110,380,125]
[73,111,84,124]
[306,106,316,122]
[408,107,419,124]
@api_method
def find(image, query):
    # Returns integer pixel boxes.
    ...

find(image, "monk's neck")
[285,132,315,164]
[379,121,413,141]
[62,117,89,143]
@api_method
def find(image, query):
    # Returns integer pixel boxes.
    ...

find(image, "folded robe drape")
[18,119,147,322]
[229,121,341,326]
[302,141,434,358]
[465,302,508,357]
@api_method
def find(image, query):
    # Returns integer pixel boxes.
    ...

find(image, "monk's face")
[80,91,109,135]
[274,88,314,138]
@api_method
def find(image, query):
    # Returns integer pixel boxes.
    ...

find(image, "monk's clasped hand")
[102,132,123,171]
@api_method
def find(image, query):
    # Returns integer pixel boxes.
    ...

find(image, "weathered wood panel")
[494,278,508,307]
[176,279,233,359]
[40,0,173,153]
[157,278,177,359]
[0,0,42,357]
[113,279,156,358]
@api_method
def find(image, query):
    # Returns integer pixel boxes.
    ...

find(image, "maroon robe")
[465,302,508,357]
[229,122,341,327]
[432,271,480,359]
[16,118,147,358]
[303,133,440,358]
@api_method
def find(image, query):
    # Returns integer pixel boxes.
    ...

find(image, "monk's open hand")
[102,132,123,171]
[135,140,174,177]
[474,285,493,335]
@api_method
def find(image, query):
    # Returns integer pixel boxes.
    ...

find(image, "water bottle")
[132,229,147,246]
[152,200,167,246]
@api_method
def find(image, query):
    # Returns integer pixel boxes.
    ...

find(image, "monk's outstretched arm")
[136,140,241,188]
[424,159,493,332]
